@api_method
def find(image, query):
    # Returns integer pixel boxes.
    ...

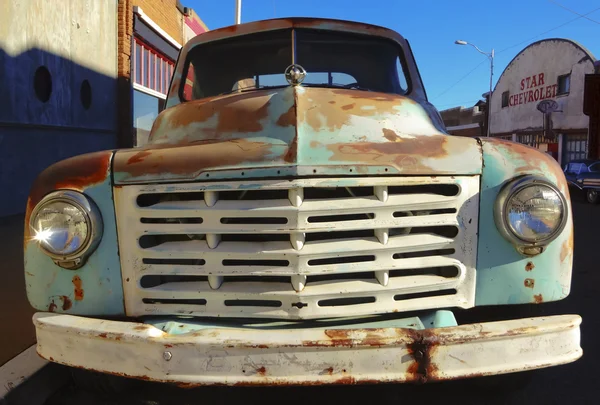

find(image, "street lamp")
[235,0,242,24]
[455,40,495,137]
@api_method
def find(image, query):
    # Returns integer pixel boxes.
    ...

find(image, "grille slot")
[388,184,459,196]
[116,176,479,320]
[142,298,207,305]
[140,275,208,288]
[394,289,457,301]
[319,296,376,307]
[308,255,376,266]
[137,192,205,207]
[307,213,374,223]
[142,258,206,265]
[224,300,282,308]
[222,259,290,267]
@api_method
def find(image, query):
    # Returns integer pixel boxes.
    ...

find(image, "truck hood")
[113,87,482,184]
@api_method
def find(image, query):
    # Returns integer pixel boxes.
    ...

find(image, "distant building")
[439,100,486,138]
[490,38,596,166]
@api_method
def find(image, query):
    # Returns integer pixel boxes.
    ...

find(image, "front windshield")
[180,28,409,101]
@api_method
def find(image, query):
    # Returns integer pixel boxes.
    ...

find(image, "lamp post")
[455,40,495,137]
[235,0,241,24]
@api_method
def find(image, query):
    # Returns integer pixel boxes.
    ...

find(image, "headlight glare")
[33,201,89,256]
[29,191,102,269]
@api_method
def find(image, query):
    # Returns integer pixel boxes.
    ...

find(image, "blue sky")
[187,0,600,111]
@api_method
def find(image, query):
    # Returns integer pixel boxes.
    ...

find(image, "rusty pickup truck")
[24,18,581,387]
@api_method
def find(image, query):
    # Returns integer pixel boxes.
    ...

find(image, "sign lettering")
[509,73,557,107]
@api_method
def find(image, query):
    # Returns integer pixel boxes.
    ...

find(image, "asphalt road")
[8,190,600,405]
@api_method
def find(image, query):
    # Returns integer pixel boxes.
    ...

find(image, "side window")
[501,91,509,108]
[557,74,570,95]
[396,57,408,92]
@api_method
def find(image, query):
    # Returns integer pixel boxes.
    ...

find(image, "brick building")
[117,0,208,148]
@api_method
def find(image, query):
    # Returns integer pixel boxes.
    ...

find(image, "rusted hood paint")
[113,87,482,184]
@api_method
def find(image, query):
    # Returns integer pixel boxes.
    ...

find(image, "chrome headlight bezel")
[494,176,568,250]
[29,190,103,269]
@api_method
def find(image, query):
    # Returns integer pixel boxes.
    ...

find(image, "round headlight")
[495,176,568,248]
[33,200,89,255]
[30,191,102,268]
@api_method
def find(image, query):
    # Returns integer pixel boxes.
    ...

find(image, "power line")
[434,4,600,101]
[497,5,600,54]
[433,59,487,100]
[548,0,600,25]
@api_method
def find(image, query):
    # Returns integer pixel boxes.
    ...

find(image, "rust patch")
[48,301,57,312]
[127,150,152,165]
[24,150,112,241]
[299,88,416,132]
[133,325,150,331]
[257,366,267,376]
[324,367,334,376]
[61,295,72,310]
[161,90,272,130]
[534,294,544,303]
[115,139,276,178]
[405,329,439,384]
[525,261,535,272]
[326,136,448,169]
[323,329,354,347]
[72,275,84,301]
[284,134,298,163]
[560,230,574,262]
[524,279,535,289]
[164,344,173,348]
[276,105,295,127]
[382,128,400,142]
[98,333,108,338]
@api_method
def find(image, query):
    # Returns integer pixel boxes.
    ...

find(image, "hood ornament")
[284,64,306,86]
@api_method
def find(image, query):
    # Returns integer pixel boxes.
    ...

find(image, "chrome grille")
[114,177,479,319]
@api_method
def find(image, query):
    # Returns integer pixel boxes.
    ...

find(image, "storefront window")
[133,90,165,147]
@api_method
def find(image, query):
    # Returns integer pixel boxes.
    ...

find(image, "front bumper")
[34,313,582,386]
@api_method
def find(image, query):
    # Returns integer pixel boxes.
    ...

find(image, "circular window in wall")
[80,79,92,110]
[34,66,52,102]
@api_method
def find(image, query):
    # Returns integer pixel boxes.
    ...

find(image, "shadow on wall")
[0,46,119,366]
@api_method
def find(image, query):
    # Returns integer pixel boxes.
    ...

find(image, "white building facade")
[490,38,596,165]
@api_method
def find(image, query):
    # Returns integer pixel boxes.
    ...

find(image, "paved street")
[22,189,597,405]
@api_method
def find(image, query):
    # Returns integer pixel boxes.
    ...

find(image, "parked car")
[564,159,600,203]
[24,18,580,388]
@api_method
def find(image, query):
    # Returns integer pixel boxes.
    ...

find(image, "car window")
[565,163,584,174]
[589,163,600,173]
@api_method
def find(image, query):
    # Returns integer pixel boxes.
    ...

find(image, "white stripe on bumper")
[33,313,582,386]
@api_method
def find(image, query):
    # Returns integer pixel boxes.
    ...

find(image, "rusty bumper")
[33,313,582,386]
